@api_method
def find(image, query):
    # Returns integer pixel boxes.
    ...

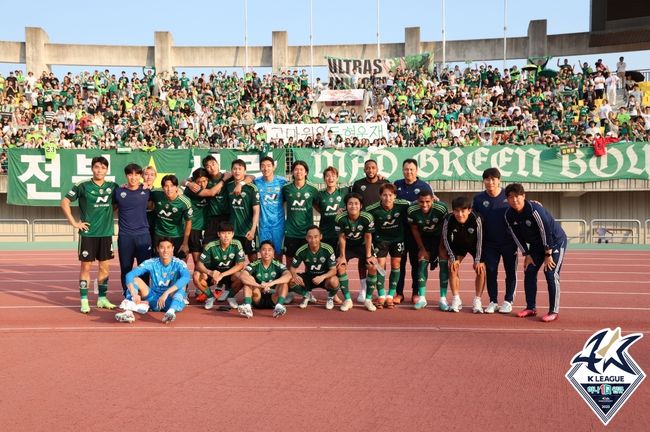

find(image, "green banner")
[8,149,286,206]
[292,143,650,184]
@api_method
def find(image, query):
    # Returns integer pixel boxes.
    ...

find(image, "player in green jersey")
[226,159,260,262]
[150,175,193,260]
[408,190,450,310]
[335,193,377,312]
[237,241,293,319]
[317,166,348,250]
[184,168,210,299]
[194,222,245,310]
[282,160,320,266]
[61,156,118,313]
[289,226,340,310]
[365,183,411,309]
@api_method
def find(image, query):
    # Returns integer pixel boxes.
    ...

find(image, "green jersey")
[205,177,230,218]
[150,190,193,238]
[65,179,118,237]
[291,243,336,277]
[407,201,449,237]
[317,187,348,241]
[183,187,208,231]
[283,181,320,238]
[199,239,245,272]
[334,211,375,247]
[245,259,288,284]
[226,182,259,236]
[365,199,411,243]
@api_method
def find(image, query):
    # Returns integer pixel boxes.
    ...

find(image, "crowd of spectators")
[0,55,649,171]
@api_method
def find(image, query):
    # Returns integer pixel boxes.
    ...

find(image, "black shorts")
[344,243,368,262]
[452,247,479,262]
[424,234,441,270]
[207,275,233,289]
[299,272,327,290]
[78,236,114,262]
[188,229,204,253]
[253,292,276,309]
[234,235,258,255]
[152,235,186,259]
[374,240,406,258]
[203,215,229,244]
[283,236,307,258]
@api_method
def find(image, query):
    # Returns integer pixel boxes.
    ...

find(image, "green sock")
[388,269,400,297]
[244,297,252,305]
[290,285,305,295]
[339,273,351,300]
[377,272,386,297]
[418,260,429,296]
[98,277,109,298]
[205,287,214,298]
[327,288,338,298]
[366,274,377,300]
[277,296,285,305]
[79,280,89,300]
[439,260,449,298]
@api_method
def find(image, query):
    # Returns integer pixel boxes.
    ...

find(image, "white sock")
[359,278,367,291]
[453,295,460,301]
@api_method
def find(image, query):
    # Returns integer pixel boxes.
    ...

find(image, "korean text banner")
[8,149,286,206]
[258,122,388,143]
[292,143,650,184]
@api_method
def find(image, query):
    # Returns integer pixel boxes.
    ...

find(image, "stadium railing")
[590,219,641,244]
[556,219,588,244]
[0,219,30,242]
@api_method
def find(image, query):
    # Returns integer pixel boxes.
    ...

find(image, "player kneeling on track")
[441,197,486,313]
[289,225,340,310]
[115,237,191,324]
[237,241,293,319]
[193,222,245,310]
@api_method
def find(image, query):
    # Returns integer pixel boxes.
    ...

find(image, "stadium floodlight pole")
[244,0,249,73]
[310,0,314,86]
[503,0,508,70]
[442,0,446,69]
[376,0,380,58]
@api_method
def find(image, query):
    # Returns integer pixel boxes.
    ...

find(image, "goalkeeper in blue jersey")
[254,156,287,258]
[115,237,191,324]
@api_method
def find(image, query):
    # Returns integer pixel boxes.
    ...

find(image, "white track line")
[0,325,647,334]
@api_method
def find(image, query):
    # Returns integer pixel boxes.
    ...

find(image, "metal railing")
[556,219,588,244]
[590,219,641,244]
[645,219,650,244]
[0,219,30,242]
[31,219,78,242]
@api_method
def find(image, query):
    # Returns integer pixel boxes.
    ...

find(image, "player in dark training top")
[504,183,567,323]
[61,156,119,314]
[441,196,486,314]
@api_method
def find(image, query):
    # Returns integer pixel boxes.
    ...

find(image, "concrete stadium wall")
[2,21,650,74]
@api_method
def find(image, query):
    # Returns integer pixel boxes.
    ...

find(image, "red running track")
[0,249,648,432]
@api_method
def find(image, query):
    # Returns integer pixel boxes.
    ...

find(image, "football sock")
[366,274,377,300]
[79,280,89,300]
[277,296,285,305]
[98,277,109,298]
[244,297,252,305]
[439,260,449,298]
[339,273,351,300]
[417,260,429,296]
[388,268,401,297]
[376,272,386,297]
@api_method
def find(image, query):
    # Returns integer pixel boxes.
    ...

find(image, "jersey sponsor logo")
[218,260,232,267]
[382,220,398,227]
[566,327,646,425]
[96,195,110,203]
[310,264,323,271]
[325,205,338,212]
[232,198,243,205]
[264,194,278,202]
[159,210,173,218]
[292,200,306,207]
[158,279,172,287]
[347,232,362,239]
